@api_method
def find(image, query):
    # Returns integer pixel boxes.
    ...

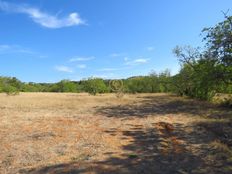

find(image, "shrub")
[84,78,108,95]
[3,86,20,96]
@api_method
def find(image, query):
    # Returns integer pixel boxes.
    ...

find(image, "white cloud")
[147,46,154,51]
[0,44,37,54]
[134,59,149,63]
[0,1,85,28]
[0,44,48,58]
[125,58,150,65]
[55,66,73,73]
[77,64,86,69]
[92,73,115,79]
[110,53,121,57]
[39,55,48,59]
[69,56,95,62]
[97,68,118,72]
[0,44,10,51]
[16,48,36,54]
[124,57,129,61]
[109,53,127,58]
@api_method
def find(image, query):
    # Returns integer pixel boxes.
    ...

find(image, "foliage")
[0,77,20,95]
[0,15,230,106]
[56,80,78,93]
[202,15,232,68]
[83,78,109,95]
[4,86,20,96]
[123,71,172,94]
[173,14,232,101]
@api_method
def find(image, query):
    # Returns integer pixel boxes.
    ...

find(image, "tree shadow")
[96,95,231,119]
[19,95,232,174]
[95,123,207,174]
[196,120,232,147]
[20,122,213,174]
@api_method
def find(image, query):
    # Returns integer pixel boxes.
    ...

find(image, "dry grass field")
[0,93,232,174]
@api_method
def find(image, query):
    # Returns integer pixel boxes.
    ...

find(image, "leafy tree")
[202,14,232,67]
[173,46,217,100]
[202,14,232,86]
[83,78,108,95]
[173,14,232,100]
[3,85,19,95]
[158,69,172,92]
[57,80,78,92]
[123,74,173,94]
[0,77,21,95]
[22,83,38,92]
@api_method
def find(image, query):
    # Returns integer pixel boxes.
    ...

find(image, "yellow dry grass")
[0,93,231,174]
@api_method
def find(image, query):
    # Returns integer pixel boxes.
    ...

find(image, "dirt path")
[0,93,231,174]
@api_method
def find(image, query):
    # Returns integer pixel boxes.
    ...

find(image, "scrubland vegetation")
[1,16,231,106]
[0,93,232,174]
[0,14,231,174]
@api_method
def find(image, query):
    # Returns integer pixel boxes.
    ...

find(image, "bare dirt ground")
[0,93,231,174]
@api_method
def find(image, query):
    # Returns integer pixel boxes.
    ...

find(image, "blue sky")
[0,0,231,82]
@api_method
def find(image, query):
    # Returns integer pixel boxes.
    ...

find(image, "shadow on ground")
[95,95,231,119]
[19,95,232,174]
[20,123,209,174]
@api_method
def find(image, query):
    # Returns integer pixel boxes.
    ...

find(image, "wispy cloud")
[97,68,118,72]
[92,73,115,79]
[0,44,10,51]
[124,57,129,61]
[0,1,85,28]
[77,64,86,69]
[16,48,36,54]
[109,52,127,58]
[109,53,121,57]
[125,58,150,66]
[55,65,73,73]
[0,44,48,58]
[0,44,36,54]
[39,55,48,59]
[69,56,95,62]
[134,59,150,63]
[147,46,154,51]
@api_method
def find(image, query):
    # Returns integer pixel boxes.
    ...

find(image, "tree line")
[0,70,173,95]
[0,15,231,104]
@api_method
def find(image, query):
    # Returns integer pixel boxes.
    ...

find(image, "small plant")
[71,153,91,161]
[128,153,138,159]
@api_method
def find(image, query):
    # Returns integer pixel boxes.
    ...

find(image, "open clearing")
[0,93,232,174]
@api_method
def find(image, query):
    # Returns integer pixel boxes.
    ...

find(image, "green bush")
[83,78,108,95]
[3,86,20,96]
[57,80,78,93]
